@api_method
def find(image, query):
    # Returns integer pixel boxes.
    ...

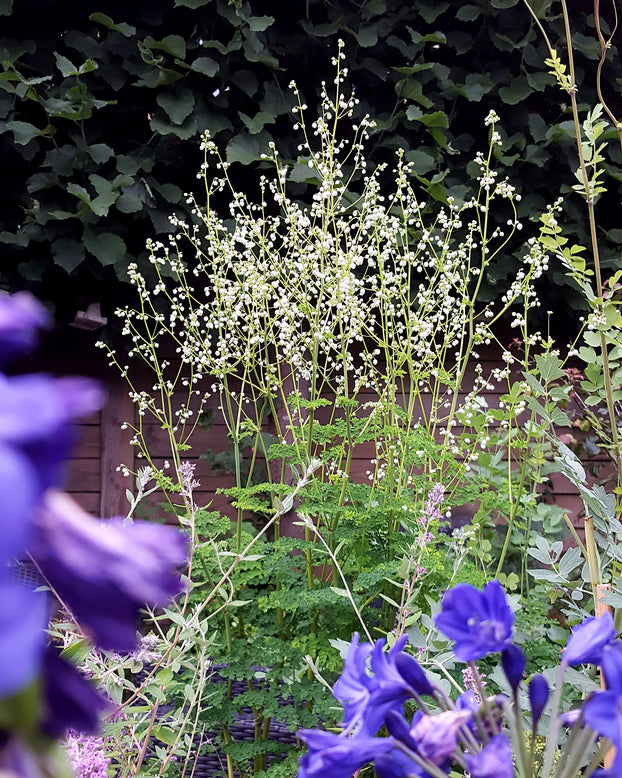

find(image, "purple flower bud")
[466,734,513,778]
[31,491,187,652]
[435,580,514,661]
[528,674,549,724]
[563,613,616,666]
[501,644,525,692]
[297,729,394,778]
[394,652,434,696]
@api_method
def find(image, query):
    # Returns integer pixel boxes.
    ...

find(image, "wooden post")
[100,375,135,517]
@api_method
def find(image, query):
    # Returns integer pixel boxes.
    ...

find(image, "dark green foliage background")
[0,0,620,324]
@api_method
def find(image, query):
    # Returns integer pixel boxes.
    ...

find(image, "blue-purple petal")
[0,581,48,697]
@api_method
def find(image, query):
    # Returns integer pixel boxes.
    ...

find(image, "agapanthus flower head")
[465,734,513,778]
[0,292,51,366]
[435,580,514,661]
[31,491,188,652]
[528,674,549,724]
[563,612,616,666]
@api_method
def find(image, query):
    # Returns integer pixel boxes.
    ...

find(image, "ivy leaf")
[191,57,219,77]
[157,89,195,125]
[89,12,136,37]
[83,228,126,266]
[116,193,143,213]
[407,110,449,128]
[355,26,378,47]
[226,134,261,165]
[51,237,85,273]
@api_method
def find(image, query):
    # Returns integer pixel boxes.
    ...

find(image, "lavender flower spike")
[31,491,188,652]
[435,580,514,661]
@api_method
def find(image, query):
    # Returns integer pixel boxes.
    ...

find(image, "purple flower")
[297,729,394,778]
[0,581,48,697]
[0,292,51,366]
[584,690,622,750]
[501,644,525,692]
[411,709,472,765]
[528,674,549,724]
[31,491,188,652]
[465,734,513,778]
[64,732,110,778]
[563,612,616,666]
[0,373,103,566]
[394,652,434,697]
[435,580,514,661]
[41,648,108,738]
[333,634,411,736]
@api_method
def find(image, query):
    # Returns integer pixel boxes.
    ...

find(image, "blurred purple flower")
[465,734,513,778]
[528,674,549,724]
[0,373,103,566]
[435,580,514,661]
[0,292,51,366]
[333,634,411,737]
[563,612,616,666]
[584,689,622,750]
[41,648,108,738]
[31,491,187,652]
[297,729,394,778]
[0,581,48,697]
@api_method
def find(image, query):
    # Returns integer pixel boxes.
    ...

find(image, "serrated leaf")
[116,193,143,213]
[191,56,219,77]
[89,143,114,163]
[83,228,126,266]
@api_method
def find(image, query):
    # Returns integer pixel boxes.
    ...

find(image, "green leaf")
[248,15,275,32]
[191,56,219,77]
[89,12,136,36]
[83,228,126,266]
[54,52,78,78]
[175,0,211,6]
[144,35,186,59]
[407,110,449,129]
[157,89,195,125]
[491,0,519,6]
[89,143,114,163]
[456,5,482,21]
[499,77,532,105]
[355,26,378,47]
[52,237,86,273]
[404,148,436,175]
[0,0,12,14]
[116,193,143,213]
[239,110,275,134]
[6,120,42,145]
[226,134,261,165]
